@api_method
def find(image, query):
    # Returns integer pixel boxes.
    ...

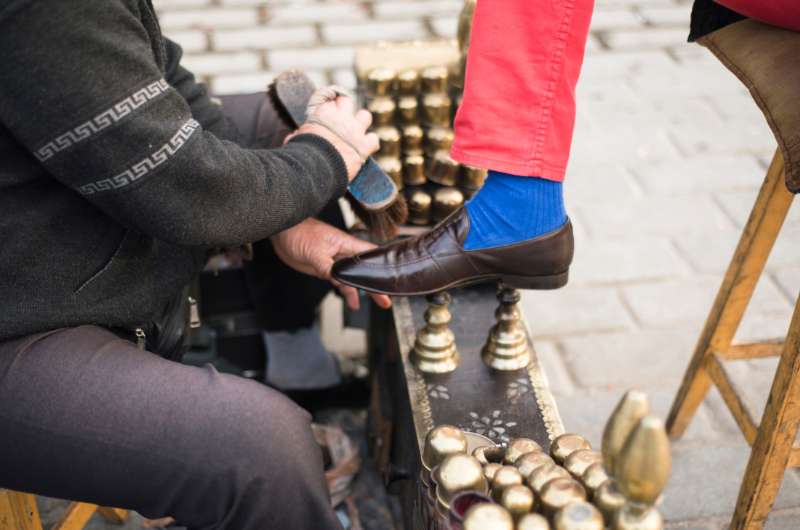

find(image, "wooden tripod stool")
[666,19,800,530]
[0,490,128,530]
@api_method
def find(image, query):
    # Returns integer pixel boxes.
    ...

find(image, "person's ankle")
[462,170,566,250]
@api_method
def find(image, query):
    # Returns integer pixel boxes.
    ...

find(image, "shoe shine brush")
[268,70,407,240]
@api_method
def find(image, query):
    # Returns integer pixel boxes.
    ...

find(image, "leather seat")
[700,19,800,193]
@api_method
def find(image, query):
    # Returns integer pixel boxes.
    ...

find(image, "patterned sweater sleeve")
[0,0,348,247]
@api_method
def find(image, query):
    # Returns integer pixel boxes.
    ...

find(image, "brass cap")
[473,445,505,466]
[402,124,424,152]
[366,67,396,97]
[612,504,664,530]
[500,484,535,521]
[553,501,604,530]
[593,479,626,525]
[432,186,464,223]
[461,165,487,190]
[422,93,451,127]
[397,69,421,95]
[428,152,461,187]
[435,454,488,510]
[615,416,671,506]
[539,477,587,517]
[550,434,592,465]
[423,425,468,472]
[490,466,523,502]
[367,97,396,126]
[406,187,432,225]
[483,463,503,483]
[505,438,543,465]
[424,126,455,156]
[527,462,570,496]
[397,96,419,125]
[376,157,402,189]
[564,450,602,480]
[602,390,650,476]
[463,503,514,530]
[421,65,449,94]
[579,462,610,498]
[375,126,401,158]
[517,513,551,530]
[516,451,555,481]
[403,154,426,186]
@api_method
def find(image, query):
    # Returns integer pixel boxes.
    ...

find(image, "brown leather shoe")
[332,208,574,295]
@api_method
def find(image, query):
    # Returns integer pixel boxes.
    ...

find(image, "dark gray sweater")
[0,0,348,340]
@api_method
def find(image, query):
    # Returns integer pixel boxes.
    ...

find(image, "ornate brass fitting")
[516,451,555,481]
[490,466,523,502]
[602,390,650,476]
[481,287,532,371]
[463,503,514,530]
[553,501,604,530]
[539,477,587,518]
[412,292,459,373]
[564,450,602,480]
[504,438,543,465]
[580,462,610,499]
[500,484,535,521]
[550,433,592,465]
[517,513,550,530]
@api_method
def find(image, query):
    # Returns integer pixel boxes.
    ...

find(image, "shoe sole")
[336,270,569,297]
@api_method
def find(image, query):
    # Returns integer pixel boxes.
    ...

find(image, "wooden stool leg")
[730,294,800,530]
[97,507,128,523]
[667,150,793,438]
[0,492,43,530]
[52,502,98,530]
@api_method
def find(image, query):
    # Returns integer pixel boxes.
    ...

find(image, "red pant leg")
[716,0,800,31]
[451,0,595,180]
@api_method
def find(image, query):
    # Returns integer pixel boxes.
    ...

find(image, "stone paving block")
[661,444,800,521]
[430,16,458,38]
[521,285,635,338]
[631,155,763,195]
[638,5,691,27]
[564,163,642,203]
[570,120,679,164]
[581,50,680,81]
[373,0,462,19]
[213,26,317,51]
[210,72,275,94]
[765,511,800,530]
[672,227,742,274]
[155,0,211,8]
[559,326,700,390]
[626,61,748,98]
[668,113,777,158]
[268,46,356,70]
[158,7,260,30]
[569,235,690,286]
[322,20,427,44]
[589,9,644,31]
[164,29,209,53]
[716,190,800,229]
[771,267,800,303]
[602,28,689,50]
[268,2,368,24]
[180,51,263,75]
[576,194,733,238]
[532,341,576,398]
[621,275,792,328]
[734,310,794,344]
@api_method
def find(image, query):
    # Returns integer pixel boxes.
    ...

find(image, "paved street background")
[59,0,800,528]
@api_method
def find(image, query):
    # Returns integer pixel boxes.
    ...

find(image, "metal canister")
[403,154,426,186]
[422,93,452,127]
[425,127,454,157]
[367,97,396,126]
[432,187,464,223]
[428,150,460,187]
[403,125,424,154]
[366,67,396,97]
[406,187,432,225]
[461,165,487,192]
[397,69,421,95]
[377,156,403,189]
[421,65,449,94]
[397,96,420,126]
[375,126,401,158]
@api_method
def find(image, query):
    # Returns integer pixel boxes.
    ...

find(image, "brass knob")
[564,450,602,480]
[484,462,503,483]
[406,188,432,226]
[422,93,451,127]
[432,187,464,223]
[421,65,449,94]
[481,287,531,371]
[593,480,626,524]
[611,504,664,530]
[515,451,555,481]
[615,416,671,506]
[375,126,401,158]
[579,462,610,498]
[397,69,420,95]
[402,124,424,153]
[550,434,592,465]
[500,484,535,521]
[505,438,543,465]
[490,466,523,502]
[403,154,426,186]
[527,462,570,497]
[376,157,402,189]
[425,126,455,156]
[553,501,604,530]
[367,97,396,126]
[412,291,459,373]
[539,477,587,518]
[366,67,396,97]
[422,425,468,476]
[436,454,488,511]
[518,513,551,530]
[602,390,650,476]
[428,151,461,187]
[473,445,505,466]
[397,95,419,125]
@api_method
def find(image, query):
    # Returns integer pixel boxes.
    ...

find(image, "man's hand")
[271,218,392,310]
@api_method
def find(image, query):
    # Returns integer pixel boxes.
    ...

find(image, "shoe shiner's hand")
[271,218,392,310]
[286,86,379,182]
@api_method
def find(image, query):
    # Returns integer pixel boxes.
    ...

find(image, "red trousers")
[452,0,800,181]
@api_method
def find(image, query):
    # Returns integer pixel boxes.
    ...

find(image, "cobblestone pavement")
[49,0,800,528]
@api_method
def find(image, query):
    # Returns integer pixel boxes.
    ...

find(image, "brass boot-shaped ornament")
[412,292,459,373]
[482,287,531,371]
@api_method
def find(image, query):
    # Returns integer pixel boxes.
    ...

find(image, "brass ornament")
[602,390,650,476]
[461,165,487,191]
[422,425,468,477]
[504,438,543,465]
[553,501,604,530]
[500,484,535,521]
[366,67,396,97]
[406,188,432,226]
[550,433,592,465]
[422,93,451,127]
[516,451,555,481]
[463,503,514,530]
[490,466,524,502]
[397,69,421,95]
[431,187,464,223]
[435,454,488,510]
[376,157,402,189]
[397,96,419,125]
[518,513,551,530]
[402,124,424,153]
[580,462,610,498]
[615,416,671,506]
[412,291,459,373]
[593,480,626,524]
[483,462,503,483]
[539,477,587,518]
[403,154,426,186]
[425,126,455,157]
[421,65,449,94]
[375,126,401,158]
[367,97,396,126]
[481,287,532,371]
[473,445,505,466]
[611,504,664,530]
[527,462,570,496]
[564,450,602,480]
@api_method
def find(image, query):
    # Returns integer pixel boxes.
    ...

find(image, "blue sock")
[462,170,566,250]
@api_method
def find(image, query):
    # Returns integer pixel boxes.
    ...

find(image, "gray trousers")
[0,325,344,530]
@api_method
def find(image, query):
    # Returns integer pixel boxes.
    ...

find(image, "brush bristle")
[346,193,408,241]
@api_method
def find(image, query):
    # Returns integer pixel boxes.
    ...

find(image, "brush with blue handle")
[269,70,407,240]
